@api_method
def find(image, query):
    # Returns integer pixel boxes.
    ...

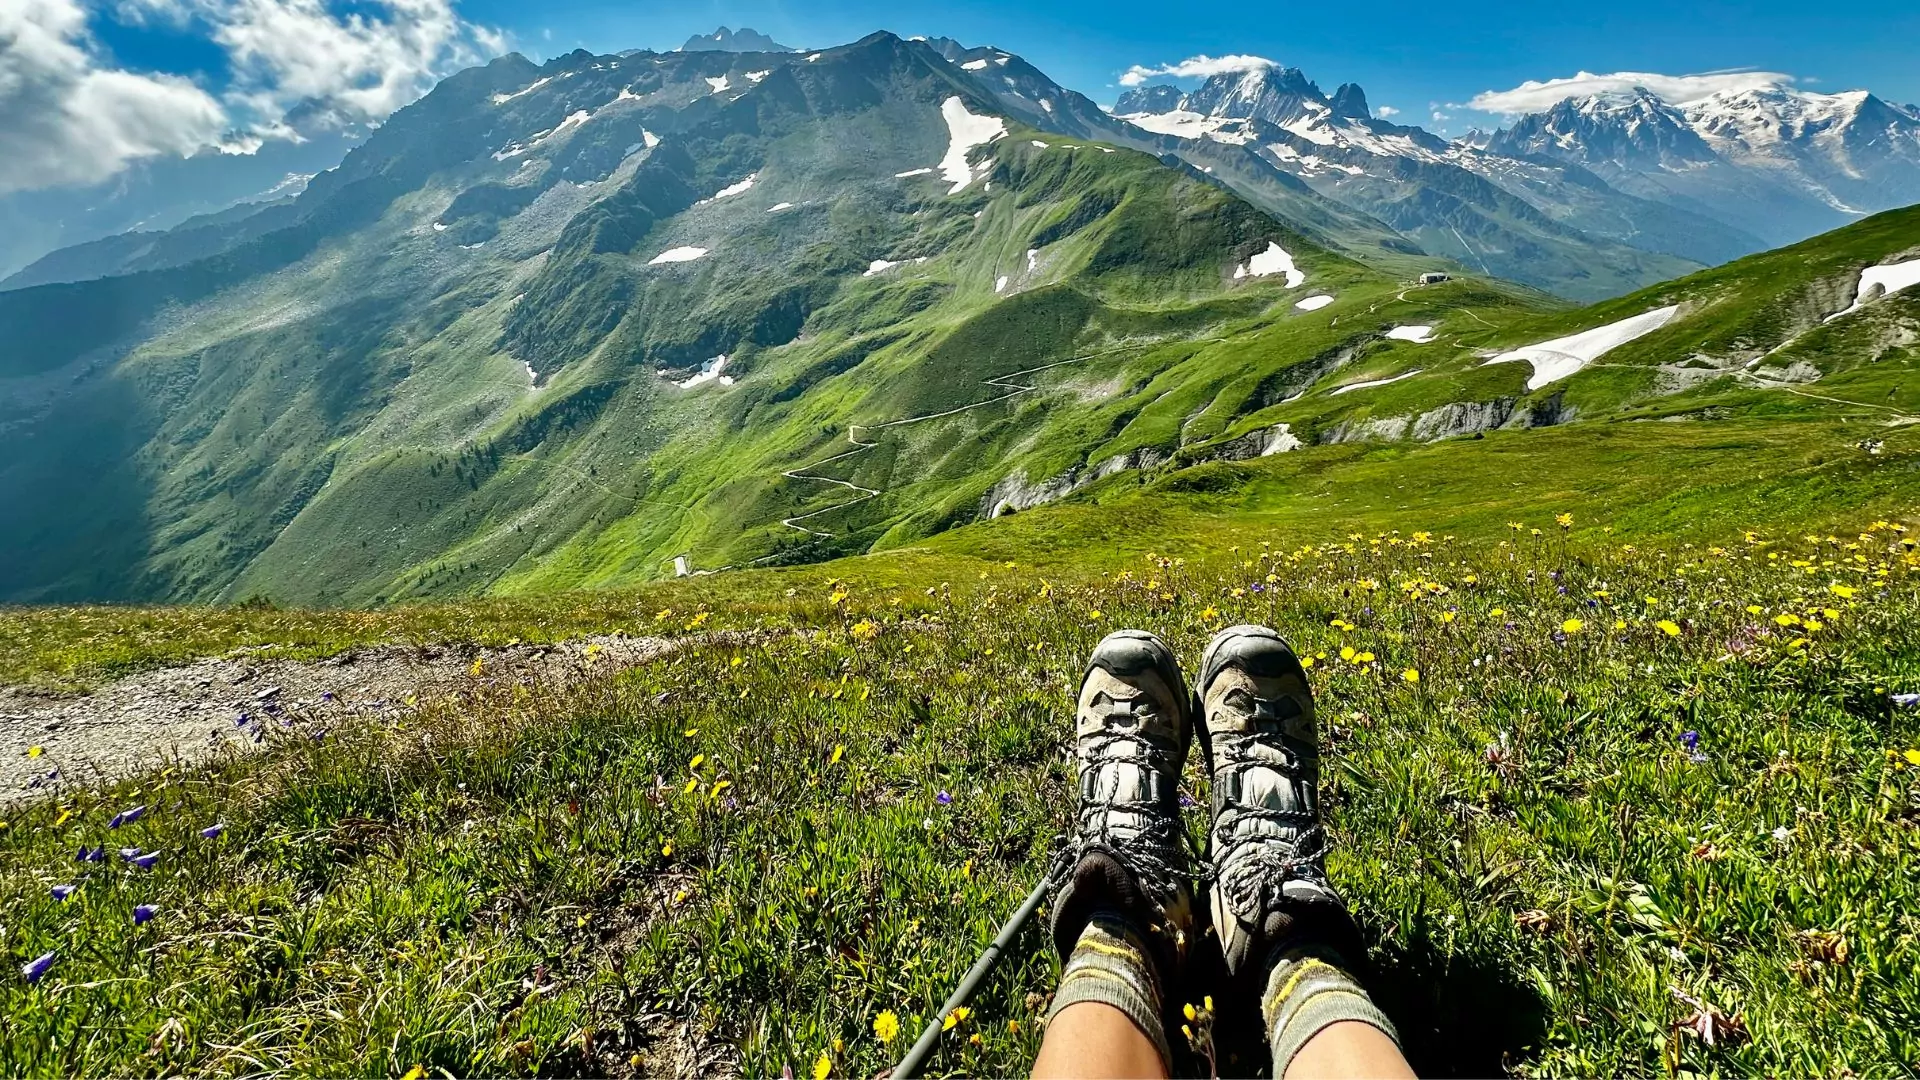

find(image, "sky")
[4,0,1917,196]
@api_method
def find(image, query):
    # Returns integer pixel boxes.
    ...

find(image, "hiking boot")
[1048,630,1196,968]
[1197,625,1363,980]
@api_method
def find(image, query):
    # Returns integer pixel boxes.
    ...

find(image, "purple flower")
[935,790,953,806]
[311,728,329,743]
[107,804,147,829]
[132,852,160,871]
[75,845,105,863]
[200,823,225,840]
[321,691,337,703]
[133,904,159,925]
[1249,582,1265,594]
[1893,693,1920,707]
[21,951,55,984]
[1179,791,1198,808]
[120,847,142,861]
[235,712,252,727]
[1681,731,1700,752]
[50,885,75,901]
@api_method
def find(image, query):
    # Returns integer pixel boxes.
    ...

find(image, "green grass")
[2,515,1918,1076]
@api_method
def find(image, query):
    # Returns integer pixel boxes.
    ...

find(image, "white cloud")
[0,0,505,195]
[0,0,230,194]
[1469,69,1796,115]
[207,0,503,127]
[1119,54,1275,88]
[1375,105,1399,117]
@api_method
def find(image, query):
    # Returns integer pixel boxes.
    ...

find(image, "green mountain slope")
[2,33,1915,610]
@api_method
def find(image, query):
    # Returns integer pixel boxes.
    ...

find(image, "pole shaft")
[893,876,1051,1078]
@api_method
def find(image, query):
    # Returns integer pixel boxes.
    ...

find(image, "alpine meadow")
[1,13,1918,1080]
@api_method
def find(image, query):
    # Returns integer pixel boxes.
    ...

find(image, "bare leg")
[1033,1002,1169,1080]
[1286,1020,1416,1080]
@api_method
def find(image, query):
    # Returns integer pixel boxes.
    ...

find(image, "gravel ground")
[0,635,673,802]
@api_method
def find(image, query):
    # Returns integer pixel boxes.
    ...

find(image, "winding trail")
[776,346,1156,539]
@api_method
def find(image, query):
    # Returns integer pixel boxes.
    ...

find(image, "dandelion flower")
[1905,749,1920,766]
[1561,619,1583,634]
[1402,668,1420,683]
[874,1010,901,1044]
[943,1006,972,1031]
[1656,620,1681,637]
[829,745,845,765]
[811,1051,832,1080]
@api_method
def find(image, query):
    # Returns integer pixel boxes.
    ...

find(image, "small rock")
[254,686,282,702]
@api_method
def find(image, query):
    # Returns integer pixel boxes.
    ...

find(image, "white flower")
[1771,826,1792,842]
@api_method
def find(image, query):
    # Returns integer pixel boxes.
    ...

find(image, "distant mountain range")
[679,27,794,53]
[1109,66,1920,296]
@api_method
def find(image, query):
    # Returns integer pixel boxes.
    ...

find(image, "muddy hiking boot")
[1048,631,1197,1033]
[1197,625,1366,983]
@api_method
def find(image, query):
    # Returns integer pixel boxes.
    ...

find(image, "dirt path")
[0,636,673,802]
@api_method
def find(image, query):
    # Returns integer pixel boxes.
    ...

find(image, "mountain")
[0,123,364,285]
[6,32,1551,606]
[6,30,1915,608]
[679,27,794,53]
[1485,86,1920,247]
[1108,67,1737,300]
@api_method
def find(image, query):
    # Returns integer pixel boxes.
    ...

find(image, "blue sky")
[3,0,1914,197]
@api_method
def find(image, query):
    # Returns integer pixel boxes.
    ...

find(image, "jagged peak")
[1329,83,1370,119]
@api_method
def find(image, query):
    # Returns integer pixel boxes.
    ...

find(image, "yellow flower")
[689,754,705,771]
[1440,610,1456,623]
[1561,619,1584,634]
[829,745,845,765]
[1773,613,1800,627]
[1300,656,1315,669]
[682,777,699,795]
[874,1010,901,1044]
[849,619,879,643]
[1355,651,1376,664]
[27,746,43,758]
[1339,646,1356,662]
[401,1066,426,1080]
[1556,513,1574,529]
[1906,749,1920,767]
[1829,584,1857,599]
[1402,668,1420,683]
[812,1049,832,1080]
[1089,609,1103,621]
[709,779,732,801]
[828,589,849,607]
[1746,605,1764,615]
[1491,608,1506,617]
[661,841,673,857]
[1656,620,1681,637]
[942,1006,972,1031]
[1184,1002,1198,1022]
[1199,606,1220,621]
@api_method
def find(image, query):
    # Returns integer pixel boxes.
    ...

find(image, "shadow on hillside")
[1369,932,1549,1077]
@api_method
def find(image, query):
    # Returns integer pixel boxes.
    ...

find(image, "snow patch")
[1485,306,1681,390]
[895,167,935,178]
[705,76,730,94]
[1240,242,1305,288]
[936,96,1007,193]
[491,76,552,104]
[677,355,732,389]
[1121,109,1227,140]
[961,59,990,71]
[649,246,710,265]
[768,202,795,213]
[1332,369,1424,396]
[698,173,757,204]
[1386,325,1436,343]
[806,53,822,62]
[643,129,660,148]
[995,275,1009,293]
[864,259,903,277]
[1026,249,1039,272]
[745,70,771,83]
[1294,294,1334,311]
[1040,98,1055,114]
[1826,257,1920,322]
[524,361,540,386]
[1031,140,1049,148]
[431,222,448,232]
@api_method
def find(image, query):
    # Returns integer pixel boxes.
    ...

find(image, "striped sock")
[1046,913,1172,1069]
[1263,945,1400,1078]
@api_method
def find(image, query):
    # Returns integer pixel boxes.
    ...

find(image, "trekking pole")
[892,873,1053,1078]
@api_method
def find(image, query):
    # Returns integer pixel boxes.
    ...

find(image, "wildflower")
[681,777,699,795]
[849,620,879,643]
[1829,584,1857,599]
[943,1006,972,1031]
[1656,620,1681,637]
[936,790,953,806]
[1490,608,1506,617]
[76,845,105,863]
[1772,826,1793,843]
[1901,748,1920,767]
[1556,513,1574,529]
[133,904,159,925]
[51,885,74,901]
[829,745,845,765]
[1402,668,1420,683]
[132,851,159,871]
[689,754,705,771]
[107,805,147,829]
[1892,693,1920,707]
[1561,619,1584,635]
[874,1010,901,1044]
[1340,646,1356,662]
[401,1068,426,1080]
[27,746,43,758]
[812,1049,832,1080]
[21,951,55,984]
[1199,606,1220,621]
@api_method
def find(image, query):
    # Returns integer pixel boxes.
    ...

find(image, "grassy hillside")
[1,511,1915,1077]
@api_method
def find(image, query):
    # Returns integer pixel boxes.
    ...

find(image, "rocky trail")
[0,636,673,802]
